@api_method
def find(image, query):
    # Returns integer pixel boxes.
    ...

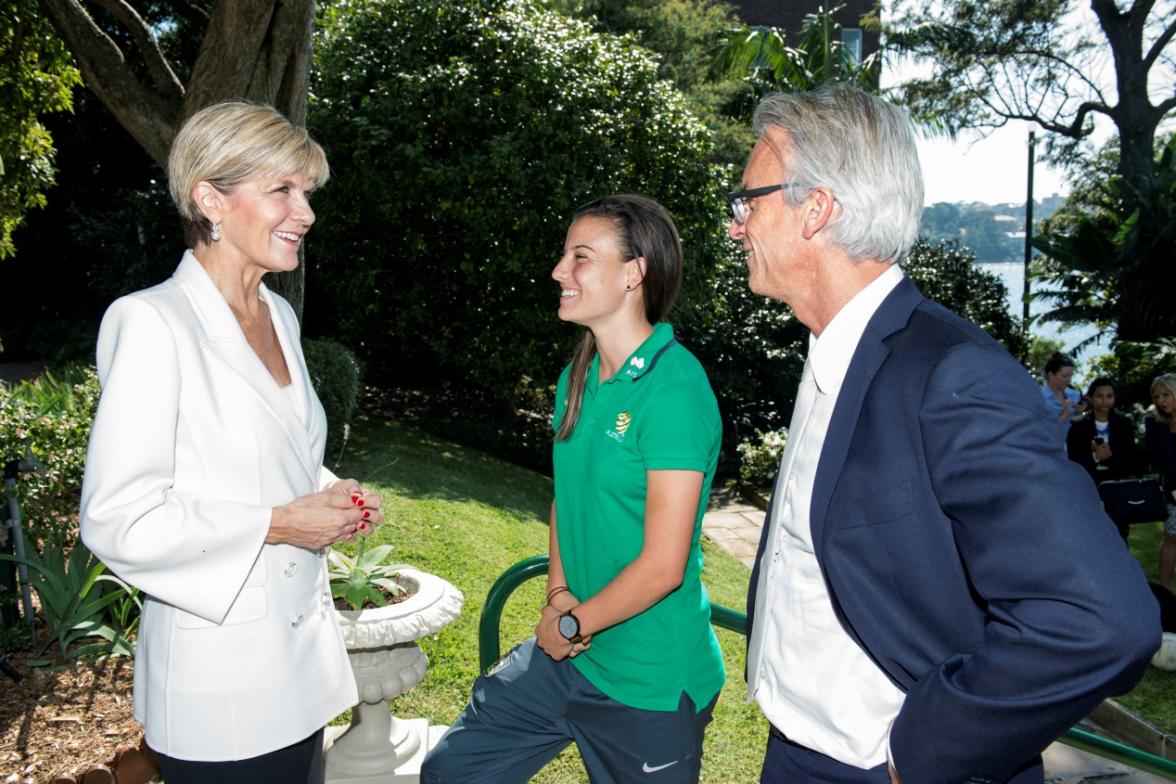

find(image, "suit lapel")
[262,284,327,464]
[173,252,318,483]
[809,277,924,560]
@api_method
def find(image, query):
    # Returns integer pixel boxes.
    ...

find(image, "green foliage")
[0,1,81,259]
[544,0,731,93]
[903,238,1027,359]
[1026,335,1064,378]
[328,538,406,611]
[0,534,137,665]
[921,202,1020,262]
[680,252,806,461]
[0,367,99,543]
[1083,338,1176,410]
[309,0,726,403]
[0,92,182,365]
[303,339,362,469]
[1033,135,1176,344]
[716,4,881,118]
[541,0,750,163]
[886,0,1083,139]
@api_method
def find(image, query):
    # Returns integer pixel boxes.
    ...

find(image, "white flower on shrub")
[737,428,789,490]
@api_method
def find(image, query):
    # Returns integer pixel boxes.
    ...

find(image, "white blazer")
[80,251,358,761]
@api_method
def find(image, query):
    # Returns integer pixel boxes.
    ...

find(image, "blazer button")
[291,613,304,628]
[284,562,298,577]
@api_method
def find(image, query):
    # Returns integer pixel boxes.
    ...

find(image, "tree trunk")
[1093,0,1174,341]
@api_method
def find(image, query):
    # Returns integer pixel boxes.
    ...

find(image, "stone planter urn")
[324,566,464,784]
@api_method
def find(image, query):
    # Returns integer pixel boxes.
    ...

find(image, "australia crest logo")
[607,411,633,443]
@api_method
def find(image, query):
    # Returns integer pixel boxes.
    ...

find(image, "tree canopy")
[0,1,80,258]
[886,0,1175,201]
[887,0,1176,342]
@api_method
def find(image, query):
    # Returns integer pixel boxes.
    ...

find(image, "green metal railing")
[479,556,1176,780]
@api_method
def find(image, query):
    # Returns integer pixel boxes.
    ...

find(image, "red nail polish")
[351,494,360,504]
[356,498,365,507]
[358,522,367,532]
[362,510,371,520]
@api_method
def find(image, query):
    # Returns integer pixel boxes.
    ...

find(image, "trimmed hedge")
[304,338,362,468]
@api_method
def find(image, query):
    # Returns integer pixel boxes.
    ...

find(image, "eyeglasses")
[726,182,806,224]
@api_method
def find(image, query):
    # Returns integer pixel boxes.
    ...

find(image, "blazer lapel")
[809,277,924,560]
[261,283,328,462]
[173,252,318,483]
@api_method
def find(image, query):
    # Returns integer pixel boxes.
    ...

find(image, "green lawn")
[334,414,1174,783]
[1118,521,1176,734]
[335,415,766,782]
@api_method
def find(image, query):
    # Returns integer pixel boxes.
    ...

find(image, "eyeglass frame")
[725,182,809,224]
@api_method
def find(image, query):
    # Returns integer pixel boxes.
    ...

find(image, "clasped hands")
[268,478,383,550]
[535,596,592,662]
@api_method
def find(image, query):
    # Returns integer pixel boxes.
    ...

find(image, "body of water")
[978,259,1112,366]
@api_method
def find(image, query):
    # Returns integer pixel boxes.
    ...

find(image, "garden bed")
[0,649,142,782]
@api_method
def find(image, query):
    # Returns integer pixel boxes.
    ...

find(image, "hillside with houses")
[920,194,1068,263]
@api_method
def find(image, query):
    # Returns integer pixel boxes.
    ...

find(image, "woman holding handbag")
[1146,374,1176,589]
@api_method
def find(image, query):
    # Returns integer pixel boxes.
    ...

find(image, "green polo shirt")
[552,322,725,712]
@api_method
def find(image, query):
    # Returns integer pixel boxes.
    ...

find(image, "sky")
[914,124,1073,207]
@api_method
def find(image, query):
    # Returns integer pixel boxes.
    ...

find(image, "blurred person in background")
[1146,374,1176,590]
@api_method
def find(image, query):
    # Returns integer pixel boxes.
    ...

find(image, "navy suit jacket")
[747,277,1159,784]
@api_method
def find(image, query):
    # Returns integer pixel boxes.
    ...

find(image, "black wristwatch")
[557,610,583,644]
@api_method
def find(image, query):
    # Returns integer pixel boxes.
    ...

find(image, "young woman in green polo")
[422,195,725,783]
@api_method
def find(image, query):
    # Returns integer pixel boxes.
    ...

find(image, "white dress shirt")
[748,263,906,768]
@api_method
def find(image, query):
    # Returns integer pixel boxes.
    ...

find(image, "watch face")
[558,612,580,640]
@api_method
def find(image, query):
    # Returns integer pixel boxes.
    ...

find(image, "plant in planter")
[323,539,463,782]
[327,539,407,611]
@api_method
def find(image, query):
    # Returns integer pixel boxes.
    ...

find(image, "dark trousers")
[155,728,324,784]
[421,638,716,784]
[760,730,889,784]
[760,728,1045,784]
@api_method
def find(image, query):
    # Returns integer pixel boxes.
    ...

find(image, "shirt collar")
[595,322,676,385]
[808,264,904,395]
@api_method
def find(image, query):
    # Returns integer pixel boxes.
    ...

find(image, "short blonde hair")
[167,101,329,247]
[1151,374,1176,426]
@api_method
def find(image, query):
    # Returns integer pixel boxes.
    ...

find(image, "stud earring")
[210,223,222,242]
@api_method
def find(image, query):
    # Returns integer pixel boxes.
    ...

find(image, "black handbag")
[1098,478,1168,526]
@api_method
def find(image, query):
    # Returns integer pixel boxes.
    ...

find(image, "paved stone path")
[700,487,1169,783]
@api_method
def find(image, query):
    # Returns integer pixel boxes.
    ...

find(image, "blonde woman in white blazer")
[80,102,381,783]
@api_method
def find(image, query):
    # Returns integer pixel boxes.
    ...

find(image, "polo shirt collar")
[595,321,677,385]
